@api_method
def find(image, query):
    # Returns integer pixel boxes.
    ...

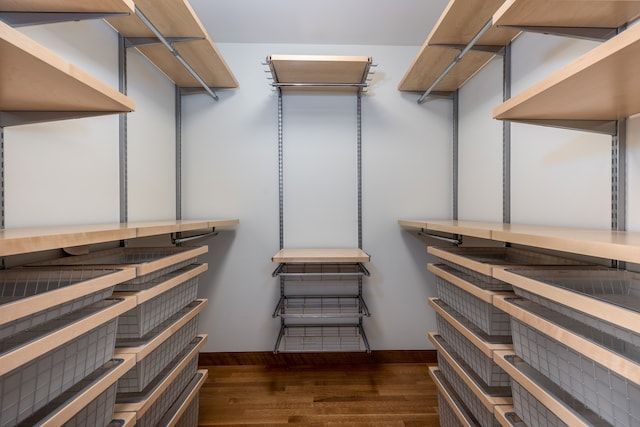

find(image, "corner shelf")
[398,0,518,94]
[105,0,238,90]
[0,19,135,127]
[266,54,372,92]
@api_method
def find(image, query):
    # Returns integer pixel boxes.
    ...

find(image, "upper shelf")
[398,0,518,93]
[105,0,238,89]
[0,219,239,257]
[272,248,371,264]
[0,19,135,127]
[0,0,134,14]
[266,54,372,93]
[399,219,640,265]
[493,23,640,134]
[493,0,640,39]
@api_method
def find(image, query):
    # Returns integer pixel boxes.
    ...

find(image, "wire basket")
[434,265,511,336]
[29,247,205,286]
[430,368,477,427]
[116,336,202,427]
[115,269,200,340]
[505,355,611,427]
[434,300,511,387]
[506,267,640,347]
[0,300,119,427]
[116,301,201,393]
[275,325,369,353]
[156,371,205,427]
[429,247,588,290]
[272,262,370,281]
[510,314,640,427]
[0,268,125,342]
[436,336,508,427]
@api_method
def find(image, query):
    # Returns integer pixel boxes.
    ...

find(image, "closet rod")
[134,7,219,101]
[418,18,493,104]
[272,83,368,88]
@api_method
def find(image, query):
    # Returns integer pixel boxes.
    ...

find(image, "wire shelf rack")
[115,267,200,340]
[507,267,640,346]
[272,262,370,280]
[429,367,478,427]
[507,301,640,427]
[430,246,590,290]
[434,266,512,336]
[273,295,370,318]
[29,246,206,286]
[116,302,201,394]
[0,268,129,341]
[0,299,120,426]
[274,324,370,353]
[503,355,611,427]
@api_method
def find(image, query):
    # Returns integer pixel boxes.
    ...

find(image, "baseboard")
[198,350,437,366]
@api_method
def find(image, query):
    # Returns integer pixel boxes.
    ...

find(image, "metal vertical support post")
[452,91,459,221]
[357,91,363,249]
[175,86,182,221]
[118,34,128,225]
[0,126,4,230]
[612,119,626,232]
[503,43,512,224]
[278,89,284,250]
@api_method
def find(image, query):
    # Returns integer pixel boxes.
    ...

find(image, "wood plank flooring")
[197,362,440,426]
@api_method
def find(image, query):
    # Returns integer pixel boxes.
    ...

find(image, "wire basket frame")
[272,262,370,281]
[430,368,477,427]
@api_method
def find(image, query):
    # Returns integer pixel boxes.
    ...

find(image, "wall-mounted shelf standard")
[0,20,135,127]
[493,19,640,135]
[493,0,640,41]
[266,54,373,92]
[398,0,518,102]
[106,0,238,98]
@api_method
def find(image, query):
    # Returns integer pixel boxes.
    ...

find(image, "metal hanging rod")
[125,36,203,49]
[418,18,493,104]
[134,7,219,101]
[417,230,462,246]
[271,82,369,88]
[171,228,218,245]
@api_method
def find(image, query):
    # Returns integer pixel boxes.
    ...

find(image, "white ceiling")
[190,0,449,46]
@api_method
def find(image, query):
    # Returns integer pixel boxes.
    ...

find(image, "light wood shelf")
[398,0,518,92]
[0,0,134,13]
[272,248,370,264]
[105,0,238,89]
[400,219,640,264]
[266,54,372,93]
[0,20,135,127]
[0,219,238,257]
[493,0,640,30]
[493,23,640,131]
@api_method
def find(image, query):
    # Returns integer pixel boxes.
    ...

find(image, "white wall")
[3,20,176,228]
[182,43,452,352]
[458,33,617,230]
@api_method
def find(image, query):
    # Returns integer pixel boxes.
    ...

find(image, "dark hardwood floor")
[197,357,440,426]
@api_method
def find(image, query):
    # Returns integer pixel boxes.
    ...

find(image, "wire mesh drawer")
[275,295,369,318]
[116,335,205,427]
[115,300,203,394]
[434,264,511,336]
[0,300,121,427]
[431,299,512,387]
[272,262,370,281]
[156,369,207,427]
[115,266,201,340]
[502,267,640,347]
[498,354,612,427]
[434,335,510,427]
[495,406,528,427]
[29,246,206,286]
[428,246,588,291]
[429,367,478,427]
[275,325,369,353]
[509,313,640,427]
[0,268,132,342]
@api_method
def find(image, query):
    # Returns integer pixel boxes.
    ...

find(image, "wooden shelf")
[0,218,239,257]
[398,0,518,92]
[266,54,372,93]
[494,0,640,31]
[105,0,238,89]
[272,248,370,264]
[0,0,134,14]
[0,20,135,127]
[493,23,640,133]
[400,219,640,264]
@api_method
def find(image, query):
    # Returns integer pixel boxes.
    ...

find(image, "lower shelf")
[274,324,370,353]
[273,295,370,318]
